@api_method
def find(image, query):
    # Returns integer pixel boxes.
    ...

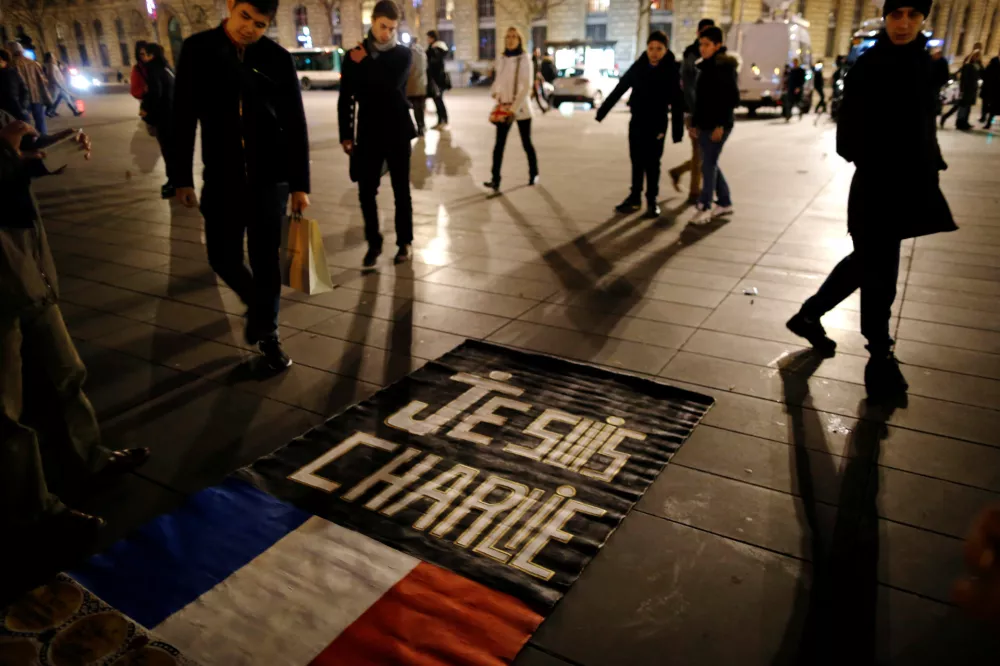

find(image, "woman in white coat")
[484,27,539,192]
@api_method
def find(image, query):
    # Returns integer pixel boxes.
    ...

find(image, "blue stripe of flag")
[71,477,310,629]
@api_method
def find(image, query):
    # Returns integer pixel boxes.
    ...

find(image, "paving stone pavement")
[32,90,1000,665]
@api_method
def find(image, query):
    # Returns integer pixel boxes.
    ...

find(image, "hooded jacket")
[692,47,739,131]
[596,51,684,142]
[837,31,955,240]
[426,41,450,96]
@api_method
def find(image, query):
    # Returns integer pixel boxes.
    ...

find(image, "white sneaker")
[712,204,734,218]
[690,206,714,225]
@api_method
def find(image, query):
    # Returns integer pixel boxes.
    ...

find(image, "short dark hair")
[697,18,715,32]
[234,0,280,18]
[647,30,668,47]
[0,48,10,65]
[701,26,724,44]
[135,40,148,63]
[372,0,399,21]
[427,30,439,40]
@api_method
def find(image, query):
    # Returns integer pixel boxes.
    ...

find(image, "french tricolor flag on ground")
[73,479,543,665]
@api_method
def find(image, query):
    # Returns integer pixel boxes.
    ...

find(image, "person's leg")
[245,183,289,339]
[386,141,414,248]
[411,97,425,134]
[491,121,513,185]
[856,236,900,354]
[0,314,64,528]
[201,185,255,308]
[689,131,702,199]
[516,118,538,179]
[358,144,387,249]
[697,132,719,210]
[800,253,861,320]
[713,132,732,208]
[941,103,959,125]
[433,94,449,124]
[155,123,174,186]
[628,120,644,201]
[644,132,666,205]
[957,104,972,127]
[30,103,48,135]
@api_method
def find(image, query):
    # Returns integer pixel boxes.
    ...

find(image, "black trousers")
[814,88,827,114]
[801,235,901,353]
[628,119,666,203]
[154,123,174,184]
[201,181,288,338]
[358,140,413,249]
[492,118,538,185]
[431,94,449,124]
[409,96,426,133]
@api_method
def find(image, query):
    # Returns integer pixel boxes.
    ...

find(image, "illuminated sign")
[146,0,157,20]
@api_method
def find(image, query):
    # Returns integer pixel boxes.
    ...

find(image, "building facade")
[2,0,997,81]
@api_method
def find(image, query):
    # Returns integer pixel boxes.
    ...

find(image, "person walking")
[942,47,982,130]
[43,53,81,118]
[930,46,950,117]
[689,26,739,224]
[484,27,539,193]
[786,0,955,402]
[340,0,416,268]
[139,43,176,199]
[426,30,450,129]
[0,117,150,555]
[531,47,549,113]
[173,0,310,372]
[981,55,1000,128]
[784,58,807,121]
[0,49,29,122]
[130,40,149,101]
[6,41,51,134]
[668,18,714,203]
[813,63,827,114]
[407,39,428,136]
[596,30,684,219]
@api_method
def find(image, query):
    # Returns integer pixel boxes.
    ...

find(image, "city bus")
[289,47,343,90]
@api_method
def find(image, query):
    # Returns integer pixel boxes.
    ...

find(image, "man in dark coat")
[340,0,416,267]
[813,63,827,114]
[426,30,450,128]
[929,46,950,116]
[786,0,956,402]
[942,45,982,129]
[980,55,1000,128]
[173,0,311,372]
[138,43,176,199]
[784,58,807,121]
[596,30,684,219]
[668,17,714,202]
[0,48,29,122]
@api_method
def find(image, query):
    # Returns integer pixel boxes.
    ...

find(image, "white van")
[726,18,814,115]
[289,47,343,90]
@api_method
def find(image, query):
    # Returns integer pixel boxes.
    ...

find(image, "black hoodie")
[692,47,739,131]
[596,51,684,142]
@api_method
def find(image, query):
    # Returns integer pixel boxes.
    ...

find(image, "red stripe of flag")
[310,562,544,666]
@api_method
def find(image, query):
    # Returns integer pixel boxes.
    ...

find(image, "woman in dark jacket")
[942,48,982,130]
[139,43,176,199]
[981,56,1000,128]
[596,31,684,219]
[787,0,956,402]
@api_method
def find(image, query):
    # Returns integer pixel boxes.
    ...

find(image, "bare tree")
[320,0,342,37]
[0,0,53,51]
[636,0,653,56]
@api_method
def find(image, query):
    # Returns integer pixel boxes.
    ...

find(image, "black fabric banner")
[240,340,713,613]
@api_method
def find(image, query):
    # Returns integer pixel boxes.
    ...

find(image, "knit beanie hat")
[881,0,932,17]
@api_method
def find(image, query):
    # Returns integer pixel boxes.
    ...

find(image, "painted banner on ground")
[17,341,712,665]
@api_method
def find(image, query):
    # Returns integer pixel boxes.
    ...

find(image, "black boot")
[864,347,908,403]
[615,195,642,214]
[363,245,382,268]
[483,179,500,192]
[786,312,837,357]
[258,336,292,372]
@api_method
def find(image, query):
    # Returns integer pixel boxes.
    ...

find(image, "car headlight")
[70,74,91,91]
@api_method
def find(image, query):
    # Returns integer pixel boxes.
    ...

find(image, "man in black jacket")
[668,18,714,201]
[596,31,684,219]
[689,26,739,224]
[786,0,955,402]
[173,0,310,372]
[784,58,807,121]
[0,49,29,122]
[340,0,416,268]
[813,63,827,114]
[426,31,450,129]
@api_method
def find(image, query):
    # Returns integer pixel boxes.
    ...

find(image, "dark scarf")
[504,45,524,57]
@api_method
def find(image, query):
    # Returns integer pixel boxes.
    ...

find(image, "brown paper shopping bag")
[280,215,334,295]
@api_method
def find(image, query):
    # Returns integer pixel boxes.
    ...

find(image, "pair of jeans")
[1,304,107,527]
[431,94,449,124]
[409,96,426,133]
[154,123,174,184]
[800,234,901,353]
[627,119,666,203]
[957,103,973,127]
[357,140,413,249]
[49,88,77,115]
[492,118,538,185]
[201,182,289,338]
[697,128,732,209]
[28,102,47,135]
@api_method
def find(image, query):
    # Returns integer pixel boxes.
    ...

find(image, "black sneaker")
[529,174,540,186]
[786,312,837,356]
[865,348,908,401]
[259,337,292,372]
[395,244,412,264]
[643,202,662,219]
[363,245,382,268]
[615,196,642,214]
[483,179,500,192]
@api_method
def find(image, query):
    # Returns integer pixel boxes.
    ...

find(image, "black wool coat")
[596,51,685,142]
[837,32,956,241]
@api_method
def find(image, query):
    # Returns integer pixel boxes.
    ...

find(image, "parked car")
[550,67,621,108]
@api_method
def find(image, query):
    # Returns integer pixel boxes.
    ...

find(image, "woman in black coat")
[787,0,956,402]
[139,43,176,199]
[981,56,1000,128]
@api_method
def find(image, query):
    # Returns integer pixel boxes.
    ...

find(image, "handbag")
[489,55,521,126]
[280,214,334,295]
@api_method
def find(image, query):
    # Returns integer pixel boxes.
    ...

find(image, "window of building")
[294,5,312,47]
[531,25,547,51]
[266,15,280,42]
[94,20,110,67]
[438,28,455,59]
[650,0,673,9]
[649,21,671,43]
[720,0,733,19]
[115,18,130,65]
[851,0,864,30]
[588,0,610,12]
[74,21,90,66]
[825,0,838,57]
[585,23,607,41]
[478,0,495,19]
[362,0,375,25]
[479,27,495,60]
[798,0,807,15]
[437,0,454,21]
